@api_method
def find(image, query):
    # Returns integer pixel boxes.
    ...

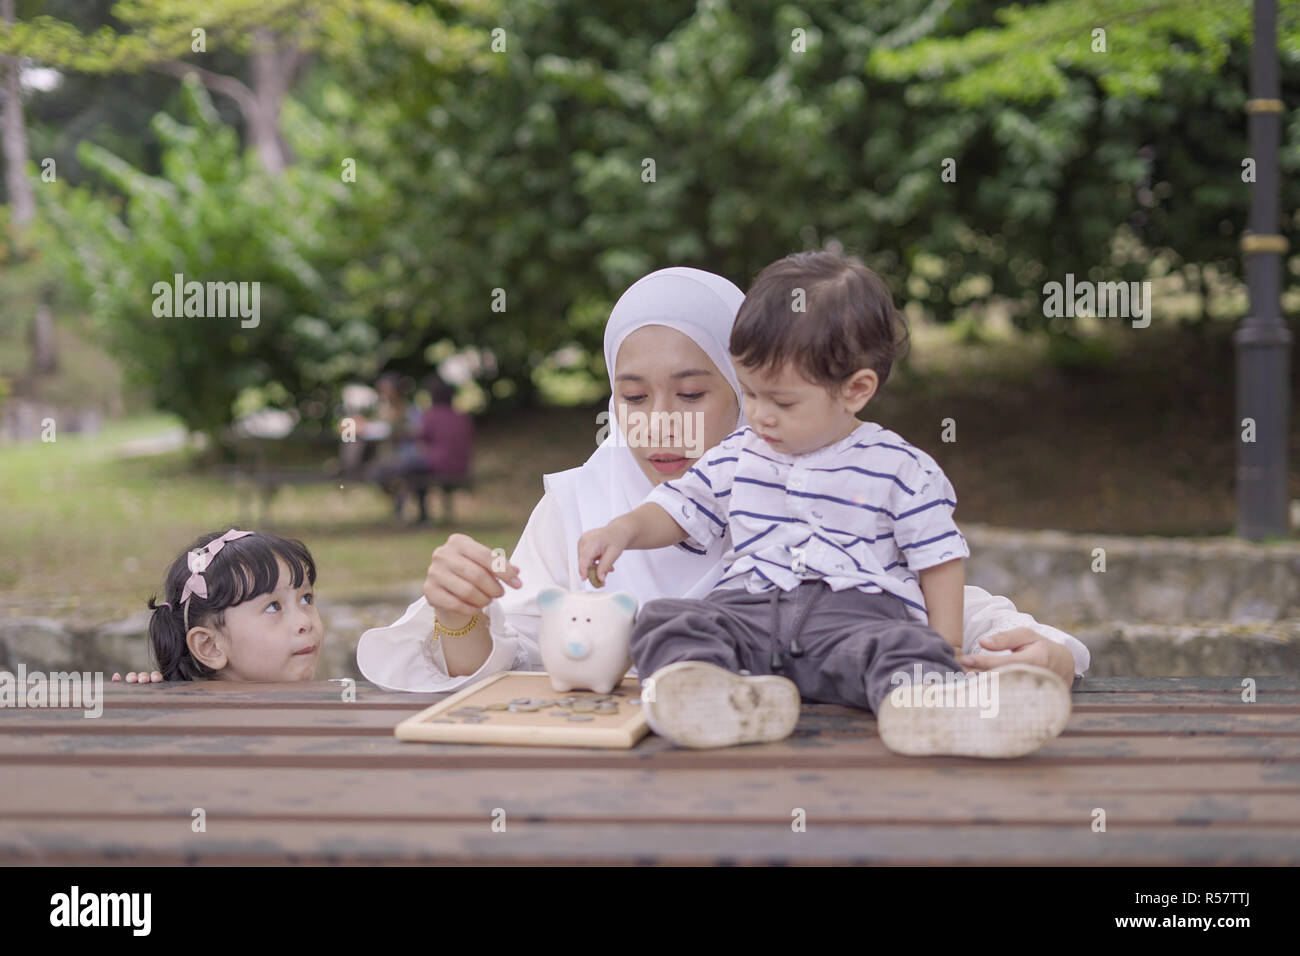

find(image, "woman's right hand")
[422,533,522,627]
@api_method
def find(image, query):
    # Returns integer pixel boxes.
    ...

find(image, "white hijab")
[543,267,747,607]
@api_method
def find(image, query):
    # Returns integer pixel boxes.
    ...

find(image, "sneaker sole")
[641,661,801,749]
[875,663,1072,758]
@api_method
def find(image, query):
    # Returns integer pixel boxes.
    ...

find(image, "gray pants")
[629,580,962,714]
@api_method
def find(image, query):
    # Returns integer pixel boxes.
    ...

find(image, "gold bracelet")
[433,611,481,639]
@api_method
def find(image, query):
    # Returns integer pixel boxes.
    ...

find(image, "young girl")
[116,529,323,683]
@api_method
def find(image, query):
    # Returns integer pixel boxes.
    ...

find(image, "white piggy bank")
[537,588,638,693]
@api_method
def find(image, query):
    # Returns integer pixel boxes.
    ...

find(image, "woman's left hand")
[958,628,1076,685]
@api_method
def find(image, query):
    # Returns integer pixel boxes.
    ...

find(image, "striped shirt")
[644,421,969,624]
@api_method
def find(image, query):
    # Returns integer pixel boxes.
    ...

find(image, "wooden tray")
[395,672,649,749]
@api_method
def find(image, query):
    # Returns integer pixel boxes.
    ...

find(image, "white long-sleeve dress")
[356,490,1090,693]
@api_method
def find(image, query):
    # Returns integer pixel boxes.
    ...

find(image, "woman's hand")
[958,627,1076,685]
[112,671,163,684]
[577,520,632,587]
[423,533,522,628]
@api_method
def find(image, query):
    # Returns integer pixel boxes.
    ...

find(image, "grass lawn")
[0,407,591,623]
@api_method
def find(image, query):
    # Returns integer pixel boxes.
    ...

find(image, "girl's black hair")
[146,530,317,681]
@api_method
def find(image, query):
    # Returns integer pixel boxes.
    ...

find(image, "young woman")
[356,267,1088,692]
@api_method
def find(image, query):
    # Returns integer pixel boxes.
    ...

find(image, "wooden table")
[1,676,1297,865]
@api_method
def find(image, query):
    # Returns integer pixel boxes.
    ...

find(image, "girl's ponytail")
[146,595,214,681]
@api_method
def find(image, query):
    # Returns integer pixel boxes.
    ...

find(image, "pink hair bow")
[180,529,253,605]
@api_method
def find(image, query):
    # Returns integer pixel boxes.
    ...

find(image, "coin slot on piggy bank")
[537,587,638,693]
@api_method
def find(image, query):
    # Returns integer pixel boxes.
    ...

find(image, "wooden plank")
[2,731,1298,765]
[1070,693,1300,707]
[96,682,446,708]
[0,772,1296,848]
[1074,677,1300,692]
[0,708,413,732]
[85,676,1300,707]
[93,676,1300,700]
[1,820,1295,865]
[2,765,1298,825]
[91,690,1300,709]
[3,707,1299,739]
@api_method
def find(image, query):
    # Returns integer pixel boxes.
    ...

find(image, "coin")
[509,698,531,705]
[483,703,508,711]
[509,703,542,712]
[594,702,618,714]
[566,714,594,722]
[571,701,597,713]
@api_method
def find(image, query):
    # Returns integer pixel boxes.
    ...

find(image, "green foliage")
[860,0,1300,325]
[869,1,1298,105]
[9,0,1299,430]
[338,0,1299,375]
[335,0,947,400]
[35,77,377,439]
[0,0,491,72]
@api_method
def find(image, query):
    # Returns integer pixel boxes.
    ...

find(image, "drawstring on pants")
[768,582,823,671]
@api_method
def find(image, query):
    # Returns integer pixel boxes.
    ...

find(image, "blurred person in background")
[414,373,475,525]
[364,371,425,519]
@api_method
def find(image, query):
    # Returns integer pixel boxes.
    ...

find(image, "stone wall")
[964,525,1300,625]
[964,525,1300,676]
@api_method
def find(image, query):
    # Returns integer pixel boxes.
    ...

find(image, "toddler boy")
[578,252,1070,756]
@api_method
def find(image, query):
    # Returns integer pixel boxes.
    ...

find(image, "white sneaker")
[641,661,801,749]
[875,663,1072,758]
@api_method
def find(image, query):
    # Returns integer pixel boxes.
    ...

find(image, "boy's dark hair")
[146,530,317,681]
[729,251,910,391]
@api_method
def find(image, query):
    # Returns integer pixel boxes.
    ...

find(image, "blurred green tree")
[0,0,490,173]
[11,0,1298,435]
[868,0,1300,326]
[37,77,382,440]
[341,0,1300,406]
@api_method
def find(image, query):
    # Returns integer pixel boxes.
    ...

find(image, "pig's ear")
[610,591,638,617]
[538,588,566,612]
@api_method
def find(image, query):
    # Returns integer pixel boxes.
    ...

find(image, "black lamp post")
[1235,0,1292,540]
